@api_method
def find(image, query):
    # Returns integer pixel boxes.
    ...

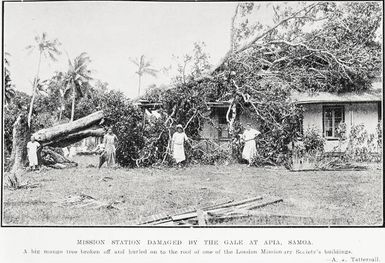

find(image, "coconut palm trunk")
[27,52,42,128]
[71,81,76,121]
[137,74,142,97]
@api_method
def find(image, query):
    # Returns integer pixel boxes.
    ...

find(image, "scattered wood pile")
[129,196,283,226]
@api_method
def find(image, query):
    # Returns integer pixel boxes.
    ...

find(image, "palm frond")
[29,33,61,60]
[4,84,15,104]
[142,68,158,77]
[129,57,140,67]
[143,61,152,68]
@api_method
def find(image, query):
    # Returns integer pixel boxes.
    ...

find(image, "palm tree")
[4,52,15,106]
[129,55,158,97]
[63,52,93,122]
[25,32,61,128]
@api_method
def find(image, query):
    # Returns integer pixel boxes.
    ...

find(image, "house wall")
[200,111,256,140]
[199,109,257,151]
[302,102,380,152]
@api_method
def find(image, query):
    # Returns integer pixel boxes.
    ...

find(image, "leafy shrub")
[345,124,381,162]
[302,127,325,153]
[101,90,145,167]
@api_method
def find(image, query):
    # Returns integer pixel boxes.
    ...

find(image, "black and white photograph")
[1,0,383,229]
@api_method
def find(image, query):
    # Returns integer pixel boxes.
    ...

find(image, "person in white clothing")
[241,123,261,166]
[171,124,190,167]
[27,136,41,171]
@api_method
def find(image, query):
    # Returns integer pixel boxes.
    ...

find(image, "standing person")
[27,136,41,171]
[171,124,190,167]
[102,128,118,168]
[241,123,261,167]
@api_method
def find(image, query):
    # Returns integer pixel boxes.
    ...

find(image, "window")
[217,107,228,125]
[323,105,345,138]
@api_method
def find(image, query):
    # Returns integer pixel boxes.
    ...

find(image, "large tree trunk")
[33,110,104,145]
[9,115,30,173]
[44,127,105,148]
[7,115,30,188]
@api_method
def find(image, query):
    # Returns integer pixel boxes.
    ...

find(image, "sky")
[4,1,237,98]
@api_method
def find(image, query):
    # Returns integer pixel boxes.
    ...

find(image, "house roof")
[137,100,234,108]
[135,100,162,108]
[290,82,382,104]
[137,82,383,108]
[206,101,232,107]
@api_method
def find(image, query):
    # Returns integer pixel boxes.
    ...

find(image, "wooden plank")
[152,221,176,226]
[130,197,234,225]
[208,197,283,216]
[131,196,269,225]
[197,209,207,226]
[206,196,263,211]
[233,210,338,220]
[171,196,263,222]
[171,211,198,221]
[238,197,283,210]
[206,210,345,225]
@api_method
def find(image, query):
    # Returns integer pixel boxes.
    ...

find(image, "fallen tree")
[33,110,105,147]
[8,110,106,177]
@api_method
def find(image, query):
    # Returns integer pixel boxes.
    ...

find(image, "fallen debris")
[291,155,368,171]
[131,196,283,226]
[5,172,41,190]
[59,194,119,210]
[99,176,113,182]
[128,198,234,225]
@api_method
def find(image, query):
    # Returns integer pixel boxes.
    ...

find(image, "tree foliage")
[63,52,93,121]
[26,32,61,128]
[172,42,212,85]
[219,2,382,93]
[4,52,16,105]
[100,90,145,167]
[140,2,381,166]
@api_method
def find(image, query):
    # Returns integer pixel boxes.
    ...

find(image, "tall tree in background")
[46,71,66,122]
[129,55,158,97]
[25,32,61,128]
[4,52,15,106]
[172,42,212,85]
[63,52,93,122]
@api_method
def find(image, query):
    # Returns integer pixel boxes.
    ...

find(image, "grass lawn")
[2,155,383,226]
